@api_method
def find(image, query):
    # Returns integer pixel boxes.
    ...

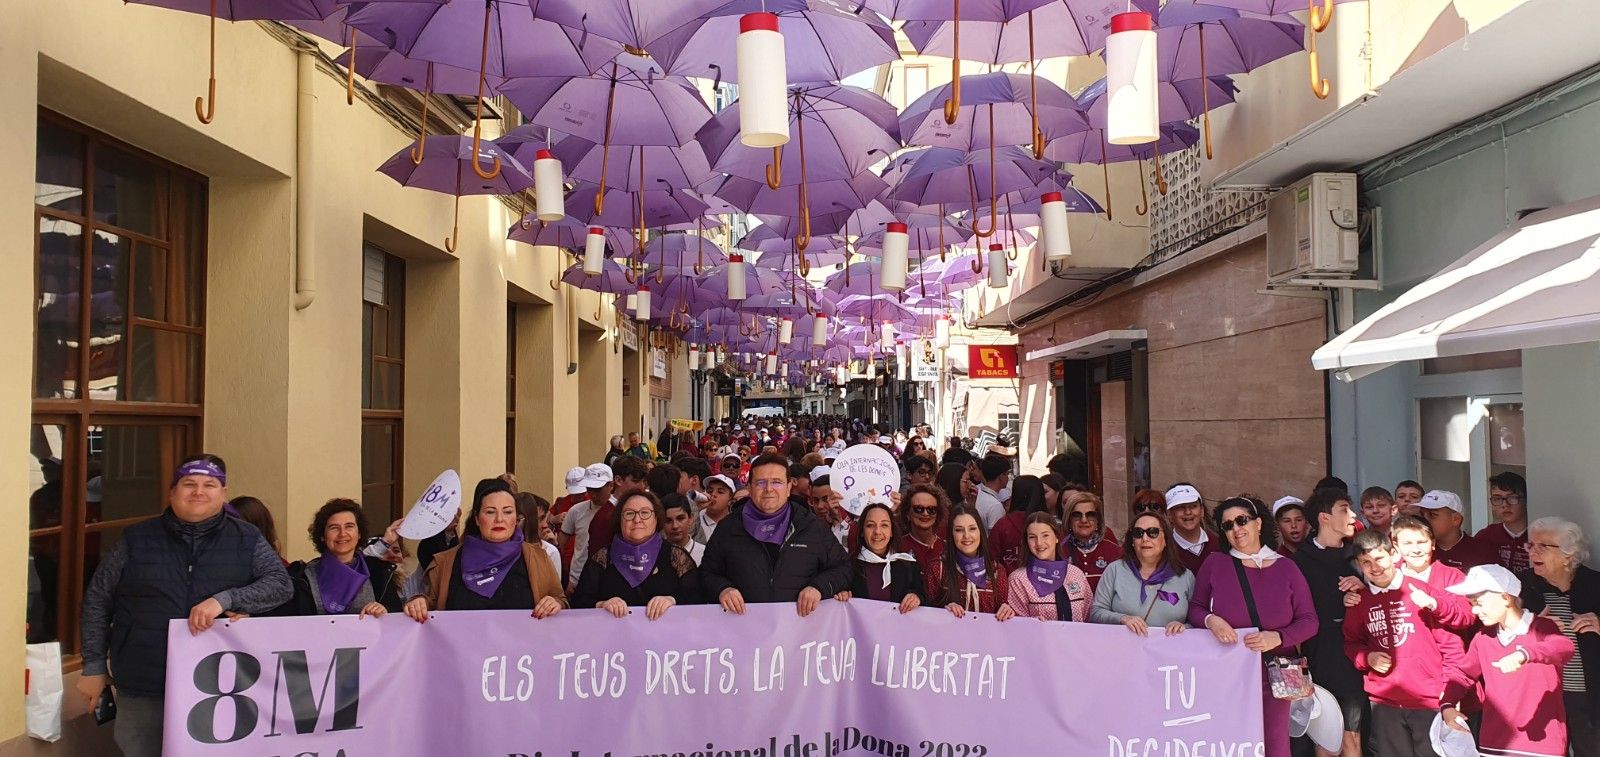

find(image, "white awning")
[1313,195,1600,380]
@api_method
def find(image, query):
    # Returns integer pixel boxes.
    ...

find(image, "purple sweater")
[1187,553,1319,654]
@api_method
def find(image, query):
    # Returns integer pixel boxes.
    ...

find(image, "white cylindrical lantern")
[737,13,789,149]
[727,254,747,301]
[897,343,909,365]
[533,149,565,222]
[1106,12,1159,146]
[688,345,700,368]
[867,360,877,380]
[765,352,778,375]
[583,227,606,274]
[778,317,794,345]
[780,362,789,377]
[987,244,1008,288]
[625,293,638,311]
[880,320,894,351]
[704,348,717,370]
[811,313,828,346]
[836,365,848,384]
[635,285,651,321]
[1040,191,1072,260]
[880,221,909,291]
[897,355,908,381]
[935,315,950,347]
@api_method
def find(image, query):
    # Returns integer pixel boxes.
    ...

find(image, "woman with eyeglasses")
[1062,491,1123,594]
[1517,516,1600,755]
[572,491,700,620]
[1187,496,1318,757]
[838,503,924,615]
[1006,513,1091,622]
[898,484,948,600]
[936,506,1016,621]
[1091,511,1191,636]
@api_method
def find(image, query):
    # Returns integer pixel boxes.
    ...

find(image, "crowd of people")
[73,415,1597,757]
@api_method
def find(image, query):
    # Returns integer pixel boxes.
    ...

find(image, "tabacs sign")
[968,345,1019,379]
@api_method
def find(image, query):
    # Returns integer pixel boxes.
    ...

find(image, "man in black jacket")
[700,453,852,616]
[1288,488,1367,757]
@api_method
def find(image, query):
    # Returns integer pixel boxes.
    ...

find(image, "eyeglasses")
[1525,541,1562,553]
[621,510,655,521]
[911,506,939,517]
[1130,527,1162,540]
[751,479,787,490]
[1220,514,1256,532]
[1067,511,1099,521]
[1489,495,1524,506]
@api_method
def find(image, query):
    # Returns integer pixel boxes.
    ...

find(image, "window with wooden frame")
[361,245,405,532]
[29,112,208,651]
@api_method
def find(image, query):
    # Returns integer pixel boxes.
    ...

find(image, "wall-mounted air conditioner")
[1266,172,1359,285]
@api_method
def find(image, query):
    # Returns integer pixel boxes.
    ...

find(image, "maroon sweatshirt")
[1443,614,1575,757]
[1473,523,1530,574]
[1343,576,1465,710]
[1433,532,1497,572]
[1405,563,1477,632]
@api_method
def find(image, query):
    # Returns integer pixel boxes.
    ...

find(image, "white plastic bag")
[25,642,62,742]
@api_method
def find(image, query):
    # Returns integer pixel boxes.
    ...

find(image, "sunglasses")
[1220,514,1256,532]
[1134,503,1163,514]
[1067,511,1099,521]
[1130,527,1162,540]
[911,506,939,517]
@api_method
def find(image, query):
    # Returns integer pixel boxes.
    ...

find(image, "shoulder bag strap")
[1231,557,1264,630]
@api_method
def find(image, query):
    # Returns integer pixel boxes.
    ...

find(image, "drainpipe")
[293,50,317,310]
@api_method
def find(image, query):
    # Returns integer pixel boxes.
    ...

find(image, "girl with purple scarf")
[404,479,566,622]
[1089,511,1192,635]
[1005,512,1091,622]
[572,492,701,619]
[298,499,388,618]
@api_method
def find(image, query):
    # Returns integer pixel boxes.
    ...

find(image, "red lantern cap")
[728,253,744,262]
[989,243,1004,251]
[886,221,908,233]
[588,226,604,235]
[535,149,554,161]
[1111,11,1152,33]
[740,12,780,33]
[1040,191,1063,203]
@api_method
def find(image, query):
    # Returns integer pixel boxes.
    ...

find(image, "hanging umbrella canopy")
[493,124,554,167]
[335,44,501,95]
[345,1,618,79]
[699,84,901,185]
[864,0,1053,22]
[379,135,533,251]
[1157,0,1304,80]
[699,262,785,301]
[640,233,729,271]
[527,0,740,57]
[1080,76,1239,129]
[836,295,917,324]
[507,216,638,256]
[751,212,852,240]
[903,0,1160,62]
[753,248,851,271]
[738,224,849,254]
[560,259,634,294]
[565,182,712,228]
[550,138,714,193]
[855,216,974,255]
[502,54,712,149]
[653,0,899,85]
[701,173,890,218]
[1044,123,1201,164]
[972,180,1105,224]
[1193,0,1358,25]
[889,145,1068,207]
[899,72,1088,151]
[651,270,731,316]
[823,260,889,296]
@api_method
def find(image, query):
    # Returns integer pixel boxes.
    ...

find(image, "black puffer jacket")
[700,500,852,604]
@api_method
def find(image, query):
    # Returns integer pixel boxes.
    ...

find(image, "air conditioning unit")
[1266,172,1359,285]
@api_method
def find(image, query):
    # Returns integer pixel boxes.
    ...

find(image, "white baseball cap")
[1417,490,1464,514]
[1446,564,1522,597]
[809,465,832,484]
[580,463,614,489]
[1165,484,1202,509]
[1272,496,1305,518]
[563,466,588,495]
[704,474,736,493]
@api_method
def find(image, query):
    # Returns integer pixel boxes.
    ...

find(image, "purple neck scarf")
[1133,562,1180,606]
[316,554,369,614]
[742,502,792,546]
[610,533,663,589]
[1027,559,1070,597]
[956,553,989,590]
[460,529,524,598]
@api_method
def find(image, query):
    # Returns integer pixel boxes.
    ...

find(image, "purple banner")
[164,602,1263,755]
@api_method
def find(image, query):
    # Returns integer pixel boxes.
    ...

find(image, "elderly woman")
[1063,491,1123,594]
[937,506,1016,621]
[403,478,566,622]
[290,499,393,618]
[838,502,923,614]
[1091,511,1191,636]
[1006,513,1091,622]
[573,491,700,620]
[1518,516,1599,756]
[1188,496,1318,757]
[899,484,948,599]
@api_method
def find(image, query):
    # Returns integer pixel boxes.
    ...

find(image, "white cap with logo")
[1165,484,1202,509]
[580,463,614,489]
[564,466,588,495]
[704,474,737,493]
[1417,490,1464,514]
[1446,564,1522,597]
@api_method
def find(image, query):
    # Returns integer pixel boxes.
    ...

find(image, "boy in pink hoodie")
[1443,565,1576,757]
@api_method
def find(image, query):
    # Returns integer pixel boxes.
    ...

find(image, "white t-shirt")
[561,500,599,590]
[975,485,1006,530]
[539,540,562,578]
[695,508,723,544]
[675,539,706,565]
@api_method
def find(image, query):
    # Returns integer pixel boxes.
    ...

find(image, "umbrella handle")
[596,67,622,216]
[941,0,961,125]
[1307,30,1331,100]
[798,245,812,277]
[195,0,217,124]
[469,0,502,181]
[1027,12,1044,159]
[1134,157,1149,217]
[445,194,461,254]
[549,274,562,291]
[1199,24,1213,160]
[938,203,947,262]
[965,166,996,238]
[346,31,358,106]
[794,110,812,251]
[1100,132,1114,222]
[765,147,783,190]
[1309,0,1334,33]
[1154,140,1169,195]
[971,251,983,274]
[411,66,434,165]
[694,226,707,275]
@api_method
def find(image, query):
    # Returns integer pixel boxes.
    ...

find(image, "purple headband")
[172,460,226,488]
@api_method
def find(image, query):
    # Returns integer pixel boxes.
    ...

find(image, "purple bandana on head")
[610,533,663,589]
[460,528,525,598]
[171,460,226,488]
[316,555,370,614]
[956,553,989,589]
[1027,559,1070,597]
[742,502,792,546]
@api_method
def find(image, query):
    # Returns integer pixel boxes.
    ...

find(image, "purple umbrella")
[338,45,503,162]
[900,72,1087,156]
[493,124,554,168]
[551,138,713,196]
[561,259,634,294]
[824,260,891,296]
[128,0,347,123]
[973,179,1105,225]
[652,0,898,86]
[1081,76,1238,162]
[1194,0,1360,98]
[527,0,738,57]
[1157,0,1303,158]
[565,182,712,230]
[1045,124,1200,220]
[701,173,890,244]
[752,247,850,274]
[751,212,852,240]
[649,271,729,322]
[837,295,916,325]
[640,233,729,274]
[905,0,1159,61]
[737,224,848,254]
[347,0,621,181]
[888,145,1068,241]
[507,216,639,259]
[379,135,532,252]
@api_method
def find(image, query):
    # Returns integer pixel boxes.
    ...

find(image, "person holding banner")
[404,478,566,621]
[1006,513,1091,622]
[899,484,947,598]
[1090,511,1192,636]
[286,499,395,618]
[700,454,852,617]
[1063,491,1123,594]
[938,506,1015,620]
[840,503,923,614]
[1187,496,1319,757]
[573,491,701,620]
